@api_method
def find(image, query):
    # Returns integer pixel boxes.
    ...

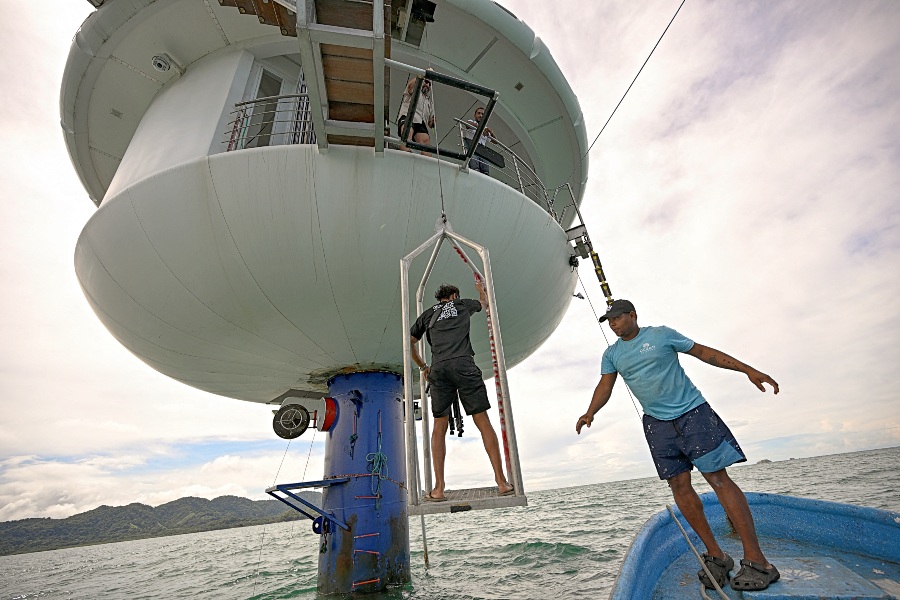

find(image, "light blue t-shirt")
[600,325,706,420]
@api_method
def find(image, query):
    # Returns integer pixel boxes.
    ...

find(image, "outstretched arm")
[576,372,618,434]
[686,343,779,394]
[474,279,488,310]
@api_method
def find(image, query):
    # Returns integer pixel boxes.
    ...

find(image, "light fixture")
[151,54,170,72]
[150,53,184,76]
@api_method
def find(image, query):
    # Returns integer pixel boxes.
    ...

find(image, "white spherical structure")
[63,0,589,404]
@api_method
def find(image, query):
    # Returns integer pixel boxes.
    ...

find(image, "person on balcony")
[398,76,435,156]
[409,281,514,501]
[462,106,497,175]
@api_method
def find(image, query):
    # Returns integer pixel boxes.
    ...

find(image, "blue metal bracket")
[266,478,351,531]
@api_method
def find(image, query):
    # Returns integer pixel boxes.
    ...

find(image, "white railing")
[454,120,581,225]
[454,119,551,211]
[222,96,576,226]
[224,93,316,151]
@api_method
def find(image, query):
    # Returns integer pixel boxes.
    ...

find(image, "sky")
[0,0,898,522]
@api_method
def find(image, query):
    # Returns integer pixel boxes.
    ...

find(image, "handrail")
[222,94,576,226]
[455,118,543,186]
[224,91,316,151]
[234,92,311,107]
[454,118,556,217]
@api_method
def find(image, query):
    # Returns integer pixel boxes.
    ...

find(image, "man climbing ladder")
[409,280,514,501]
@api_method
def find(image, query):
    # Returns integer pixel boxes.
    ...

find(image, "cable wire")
[577,273,643,420]
[421,26,447,220]
[251,438,293,596]
[562,0,687,190]
[301,428,317,481]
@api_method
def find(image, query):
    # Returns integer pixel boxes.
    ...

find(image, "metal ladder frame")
[400,219,525,510]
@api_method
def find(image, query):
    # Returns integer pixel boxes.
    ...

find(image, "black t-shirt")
[410,298,483,365]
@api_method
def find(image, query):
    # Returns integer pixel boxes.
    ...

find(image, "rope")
[577,273,643,421]
[301,428,317,481]
[451,246,513,480]
[366,412,389,509]
[326,471,406,489]
[420,26,447,221]
[251,438,294,596]
[666,505,730,600]
[437,98,479,146]
[560,0,687,191]
[367,447,389,506]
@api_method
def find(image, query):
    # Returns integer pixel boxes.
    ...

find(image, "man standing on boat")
[410,281,514,502]
[575,300,781,591]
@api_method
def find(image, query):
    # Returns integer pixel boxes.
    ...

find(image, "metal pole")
[477,246,523,495]
[512,155,525,195]
[399,257,418,509]
[415,237,443,497]
[458,121,469,173]
[400,228,446,510]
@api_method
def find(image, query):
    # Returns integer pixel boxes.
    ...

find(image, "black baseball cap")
[598,299,636,322]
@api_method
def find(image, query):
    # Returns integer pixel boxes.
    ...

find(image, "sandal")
[698,552,733,589]
[731,559,780,590]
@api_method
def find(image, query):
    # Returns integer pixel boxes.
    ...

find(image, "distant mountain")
[0,493,321,556]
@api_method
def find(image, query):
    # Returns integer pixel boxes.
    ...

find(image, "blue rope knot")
[366,433,388,508]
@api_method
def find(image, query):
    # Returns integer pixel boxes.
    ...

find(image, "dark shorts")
[468,157,490,175]
[643,402,746,480]
[464,139,490,174]
[398,117,428,137]
[429,357,490,418]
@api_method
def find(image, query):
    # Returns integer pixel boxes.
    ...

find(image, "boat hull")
[611,492,900,599]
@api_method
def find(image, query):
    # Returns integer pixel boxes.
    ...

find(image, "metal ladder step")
[407,486,527,516]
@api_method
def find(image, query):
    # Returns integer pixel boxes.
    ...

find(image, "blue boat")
[610,492,900,599]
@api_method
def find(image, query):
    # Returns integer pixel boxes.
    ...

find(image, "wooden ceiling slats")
[221,0,393,145]
[273,3,297,37]
[323,55,375,84]
[251,0,280,27]
[329,101,375,122]
[321,44,374,60]
[325,79,374,105]
[232,0,257,16]
[314,0,375,30]
[326,135,375,147]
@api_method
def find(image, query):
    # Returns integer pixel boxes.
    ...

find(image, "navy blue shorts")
[429,357,490,418]
[643,403,746,480]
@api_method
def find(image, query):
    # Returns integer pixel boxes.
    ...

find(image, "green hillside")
[0,493,321,556]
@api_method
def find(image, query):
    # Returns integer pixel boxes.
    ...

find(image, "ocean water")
[2,446,897,600]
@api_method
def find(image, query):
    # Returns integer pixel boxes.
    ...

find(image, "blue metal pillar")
[317,371,410,594]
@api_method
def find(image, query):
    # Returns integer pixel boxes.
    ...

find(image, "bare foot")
[498,482,514,496]
[427,488,445,500]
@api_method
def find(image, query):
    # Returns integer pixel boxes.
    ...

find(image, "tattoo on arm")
[703,351,739,370]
